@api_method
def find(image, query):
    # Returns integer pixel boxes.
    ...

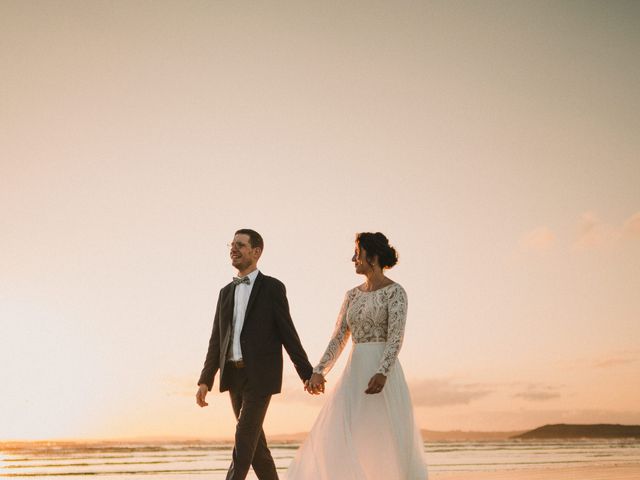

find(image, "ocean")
[1,439,639,478]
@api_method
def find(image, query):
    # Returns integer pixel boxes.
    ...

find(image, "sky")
[1,0,639,440]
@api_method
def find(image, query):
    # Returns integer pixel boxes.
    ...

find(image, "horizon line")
[4,423,639,444]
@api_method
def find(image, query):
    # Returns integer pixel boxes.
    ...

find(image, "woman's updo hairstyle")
[356,232,399,269]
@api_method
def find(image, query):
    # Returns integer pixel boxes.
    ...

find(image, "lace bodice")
[313,283,408,377]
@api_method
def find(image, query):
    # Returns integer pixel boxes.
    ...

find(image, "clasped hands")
[304,372,387,395]
[304,373,326,395]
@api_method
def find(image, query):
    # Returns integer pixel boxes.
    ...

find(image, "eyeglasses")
[227,241,250,249]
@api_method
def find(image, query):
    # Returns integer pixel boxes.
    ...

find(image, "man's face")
[229,233,260,272]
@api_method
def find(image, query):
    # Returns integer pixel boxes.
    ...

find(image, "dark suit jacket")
[198,272,313,395]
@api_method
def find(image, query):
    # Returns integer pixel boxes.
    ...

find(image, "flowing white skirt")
[286,342,428,480]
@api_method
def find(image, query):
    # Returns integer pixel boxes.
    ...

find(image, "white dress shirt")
[229,268,260,361]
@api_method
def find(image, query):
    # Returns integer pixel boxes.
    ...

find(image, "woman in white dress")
[286,232,428,480]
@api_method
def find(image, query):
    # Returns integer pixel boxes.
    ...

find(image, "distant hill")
[7,424,639,445]
[271,430,527,443]
[272,430,526,442]
[513,424,640,439]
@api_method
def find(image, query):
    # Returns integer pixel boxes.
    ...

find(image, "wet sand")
[432,463,640,480]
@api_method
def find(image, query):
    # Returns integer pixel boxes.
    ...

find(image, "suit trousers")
[226,366,279,480]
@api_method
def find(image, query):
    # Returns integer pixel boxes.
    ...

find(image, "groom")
[197,229,314,480]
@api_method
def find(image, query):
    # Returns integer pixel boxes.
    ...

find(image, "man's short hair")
[235,229,264,251]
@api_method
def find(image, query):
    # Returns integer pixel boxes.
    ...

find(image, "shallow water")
[1,439,639,478]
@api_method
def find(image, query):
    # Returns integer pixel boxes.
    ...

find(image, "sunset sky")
[1,1,639,440]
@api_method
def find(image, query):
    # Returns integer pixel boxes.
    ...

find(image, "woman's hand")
[365,373,387,394]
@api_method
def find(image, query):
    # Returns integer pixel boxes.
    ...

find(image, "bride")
[287,232,428,479]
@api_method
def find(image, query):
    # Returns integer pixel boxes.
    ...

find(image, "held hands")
[304,373,326,395]
[304,372,386,395]
[365,373,387,394]
[196,384,209,407]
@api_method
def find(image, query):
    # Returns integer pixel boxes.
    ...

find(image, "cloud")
[559,349,640,370]
[519,227,556,252]
[518,211,640,254]
[513,384,562,402]
[573,210,640,249]
[409,378,493,407]
[514,391,560,401]
[623,212,640,238]
[574,211,621,249]
[592,353,638,369]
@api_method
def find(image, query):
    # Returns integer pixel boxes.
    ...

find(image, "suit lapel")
[221,284,235,336]
[243,271,264,326]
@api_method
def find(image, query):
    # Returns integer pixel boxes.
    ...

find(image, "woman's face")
[352,242,370,274]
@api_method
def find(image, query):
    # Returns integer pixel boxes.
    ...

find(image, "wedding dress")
[286,283,428,479]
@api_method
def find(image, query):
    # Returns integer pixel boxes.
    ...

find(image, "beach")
[432,464,640,480]
[2,439,639,479]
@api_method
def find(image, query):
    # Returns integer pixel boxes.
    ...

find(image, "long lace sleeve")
[313,292,352,376]
[376,285,407,376]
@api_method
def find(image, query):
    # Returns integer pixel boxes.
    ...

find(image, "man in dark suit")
[196,229,314,480]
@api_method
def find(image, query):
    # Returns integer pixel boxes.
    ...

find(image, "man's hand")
[305,373,326,395]
[196,384,209,407]
[365,373,386,394]
[304,380,321,395]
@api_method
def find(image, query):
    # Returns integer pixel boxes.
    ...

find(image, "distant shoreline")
[3,423,639,444]
[513,423,640,440]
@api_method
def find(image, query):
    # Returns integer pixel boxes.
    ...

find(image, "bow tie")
[233,276,251,286]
